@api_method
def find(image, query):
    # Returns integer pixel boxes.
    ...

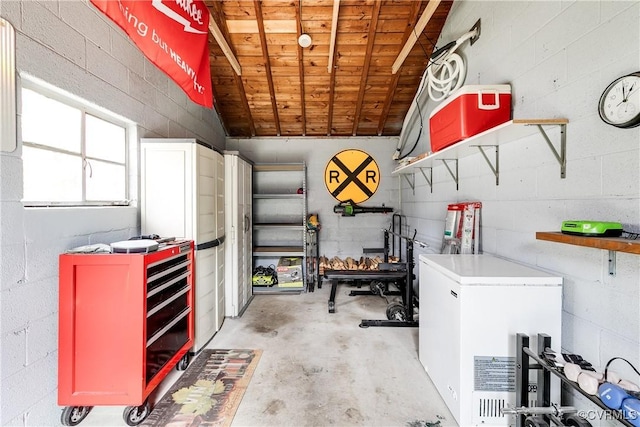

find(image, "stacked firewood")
[319,255,400,272]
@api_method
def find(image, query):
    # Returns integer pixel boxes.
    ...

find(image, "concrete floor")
[80,283,456,426]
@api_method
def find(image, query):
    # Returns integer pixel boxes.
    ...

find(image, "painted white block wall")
[399,0,640,421]
[0,1,225,425]
[226,137,402,258]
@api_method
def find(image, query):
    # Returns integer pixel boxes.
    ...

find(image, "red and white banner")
[91,0,213,108]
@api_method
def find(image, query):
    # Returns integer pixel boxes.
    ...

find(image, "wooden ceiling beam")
[391,0,441,74]
[326,48,338,136]
[254,0,281,136]
[327,0,340,73]
[210,1,255,136]
[351,1,381,136]
[232,73,255,137]
[325,0,340,134]
[297,0,307,136]
[377,1,422,135]
[210,81,231,136]
[207,12,242,76]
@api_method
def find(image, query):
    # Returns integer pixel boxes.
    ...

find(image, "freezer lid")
[419,254,563,285]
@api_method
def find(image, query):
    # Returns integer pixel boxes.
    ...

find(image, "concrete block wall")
[0,1,225,425]
[399,0,639,422]
[226,137,402,259]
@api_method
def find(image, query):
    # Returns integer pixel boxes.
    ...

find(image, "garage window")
[21,86,130,206]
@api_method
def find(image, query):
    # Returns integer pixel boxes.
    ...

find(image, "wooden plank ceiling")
[205,0,453,137]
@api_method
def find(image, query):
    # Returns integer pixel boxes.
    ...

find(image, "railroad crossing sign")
[324,149,380,204]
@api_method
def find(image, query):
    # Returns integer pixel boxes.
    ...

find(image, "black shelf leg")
[404,238,414,322]
[537,333,552,424]
[328,280,338,313]
[516,333,530,427]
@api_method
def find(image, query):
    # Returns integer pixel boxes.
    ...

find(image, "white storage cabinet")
[419,254,562,426]
[140,139,225,354]
[224,151,253,317]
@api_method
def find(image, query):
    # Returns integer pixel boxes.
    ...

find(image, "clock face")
[598,72,640,128]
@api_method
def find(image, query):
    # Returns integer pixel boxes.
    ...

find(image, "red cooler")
[429,84,512,152]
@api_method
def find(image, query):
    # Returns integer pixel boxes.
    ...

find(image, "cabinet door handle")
[244,215,250,232]
[450,290,458,298]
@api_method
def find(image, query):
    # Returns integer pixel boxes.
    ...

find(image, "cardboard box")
[276,257,303,287]
[429,85,512,152]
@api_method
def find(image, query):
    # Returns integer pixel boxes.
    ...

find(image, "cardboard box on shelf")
[276,257,303,287]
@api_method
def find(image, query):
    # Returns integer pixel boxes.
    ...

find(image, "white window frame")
[20,80,133,207]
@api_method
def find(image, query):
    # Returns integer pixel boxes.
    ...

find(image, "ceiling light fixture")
[298,33,312,48]
[298,0,311,48]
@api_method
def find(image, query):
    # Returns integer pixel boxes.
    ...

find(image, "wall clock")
[598,71,640,128]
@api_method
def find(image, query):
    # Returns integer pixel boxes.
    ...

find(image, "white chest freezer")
[419,254,562,426]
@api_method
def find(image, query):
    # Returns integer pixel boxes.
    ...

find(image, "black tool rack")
[516,333,633,427]
[323,227,421,328]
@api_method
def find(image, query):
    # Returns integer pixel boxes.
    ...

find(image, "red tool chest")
[57,241,194,425]
[429,84,512,152]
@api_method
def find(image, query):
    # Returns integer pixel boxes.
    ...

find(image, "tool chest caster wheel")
[123,401,150,426]
[61,406,92,426]
[176,353,190,371]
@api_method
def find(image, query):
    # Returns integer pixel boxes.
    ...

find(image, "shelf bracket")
[608,250,616,276]
[418,167,433,193]
[441,159,458,190]
[535,123,567,179]
[401,173,415,194]
[472,145,499,185]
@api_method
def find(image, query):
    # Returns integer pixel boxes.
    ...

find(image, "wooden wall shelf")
[536,231,640,276]
[536,232,640,255]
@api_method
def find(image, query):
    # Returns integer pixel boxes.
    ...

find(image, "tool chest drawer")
[146,286,190,341]
[145,312,190,383]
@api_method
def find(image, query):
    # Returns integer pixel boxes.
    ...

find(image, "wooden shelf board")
[253,246,304,257]
[253,223,304,230]
[253,193,304,199]
[536,231,640,255]
[252,286,303,294]
[253,163,305,172]
[392,119,568,176]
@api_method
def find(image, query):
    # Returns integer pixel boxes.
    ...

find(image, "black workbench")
[320,226,420,327]
[322,269,406,314]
